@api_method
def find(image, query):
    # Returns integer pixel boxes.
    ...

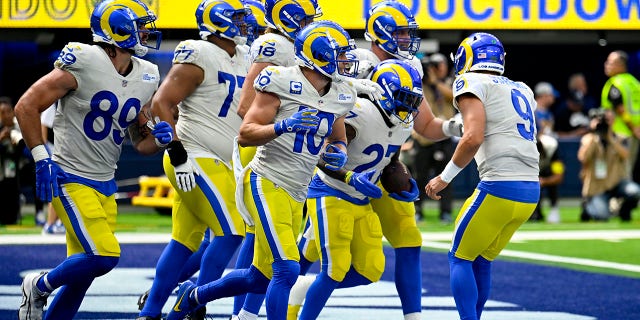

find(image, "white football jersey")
[249,66,357,201]
[350,48,424,80]
[452,72,539,181]
[317,98,412,200]
[248,33,296,66]
[52,42,159,181]
[173,40,250,164]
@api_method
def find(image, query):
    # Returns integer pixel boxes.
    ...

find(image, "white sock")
[404,312,421,320]
[238,309,259,320]
[288,275,316,305]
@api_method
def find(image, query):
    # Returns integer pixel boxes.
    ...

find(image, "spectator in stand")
[412,52,456,223]
[0,97,25,225]
[568,73,598,113]
[601,50,640,184]
[578,108,640,222]
[554,90,591,138]
[529,133,564,223]
[533,82,557,136]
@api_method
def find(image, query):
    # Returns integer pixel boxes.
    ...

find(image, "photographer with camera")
[578,108,640,221]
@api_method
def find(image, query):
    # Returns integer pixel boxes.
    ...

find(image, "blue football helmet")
[243,0,267,46]
[452,32,506,75]
[90,0,161,56]
[365,0,420,60]
[265,0,322,40]
[196,0,250,45]
[294,21,358,79]
[370,59,423,123]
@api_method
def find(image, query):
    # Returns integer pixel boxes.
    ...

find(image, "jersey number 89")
[83,90,141,145]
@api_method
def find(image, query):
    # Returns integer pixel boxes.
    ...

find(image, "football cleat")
[137,288,150,311]
[19,272,50,320]
[135,316,161,320]
[370,59,423,124]
[167,281,198,320]
[452,32,505,75]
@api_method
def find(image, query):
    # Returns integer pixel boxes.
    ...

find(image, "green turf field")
[3,200,640,278]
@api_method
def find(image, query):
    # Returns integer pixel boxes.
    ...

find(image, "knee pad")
[272,260,300,287]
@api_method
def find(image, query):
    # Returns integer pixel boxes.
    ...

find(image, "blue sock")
[449,252,478,320]
[197,235,243,285]
[233,233,255,314]
[242,292,266,315]
[266,260,300,320]
[394,247,422,315]
[198,265,269,303]
[39,254,117,320]
[44,277,93,320]
[336,267,372,288]
[299,272,339,320]
[178,236,210,283]
[140,240,193,317]
[37,254,118,293]
[473,256,492,319]
[298,255,314,276]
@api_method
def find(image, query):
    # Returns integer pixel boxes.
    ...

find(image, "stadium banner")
[0,0,638,30]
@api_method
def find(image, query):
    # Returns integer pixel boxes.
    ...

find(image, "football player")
[243,0,268,47]
[231,1,321,319]
[298,59,425,320]
[425,32,540,320]
[165,21,358,320]
[16,0,168,319]
[136,1,251,320]
[292,2,462,320]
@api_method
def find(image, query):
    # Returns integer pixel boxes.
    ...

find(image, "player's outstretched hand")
[151,121,174,148]
[388,178,419,202]
[442,114,464,137]
[346,170,382,199]
[35,158,67,202]
[274,109,320,136]
[322,144,348,171]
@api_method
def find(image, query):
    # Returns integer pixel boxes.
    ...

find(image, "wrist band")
[440,161,463,183]
[344,171,354,184]
[31,144,50,162]
[167,140,188,166]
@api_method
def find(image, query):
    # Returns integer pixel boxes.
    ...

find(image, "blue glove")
[388,178,419,202]
[274,109,320,136]
[322,144,347,171]
[35,158,67,202]
[150,121,173,147]
[346,170,382,199]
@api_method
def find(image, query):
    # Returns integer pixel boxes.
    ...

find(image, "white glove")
[349,78,385,101]
[174,159,199,192]
[442,116,464,137]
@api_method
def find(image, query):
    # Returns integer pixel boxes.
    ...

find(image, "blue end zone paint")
[2,243,639,319]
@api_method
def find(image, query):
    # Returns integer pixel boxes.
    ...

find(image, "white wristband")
[31,144,50,162]
[440,161,463,183]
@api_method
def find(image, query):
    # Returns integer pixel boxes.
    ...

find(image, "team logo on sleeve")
[455,78,467,91]
[290,81,302,94]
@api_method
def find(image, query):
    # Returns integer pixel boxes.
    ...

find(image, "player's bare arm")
[129,103,165,155]
[412,98,448,141]
[237,61,275,118]
[150,63,203,139]
[15,68,77,149]
[425,93,485,200]
[238,90,281,146]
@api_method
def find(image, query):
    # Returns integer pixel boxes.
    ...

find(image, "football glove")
[322,144,348,171]
[442,114,464,138]
[150,121,174,148]
[388,178,420,202]
[346,78,385,101]
[35,158,67,202]
[167,141,199,192]
[345,170,382,199]
[274,109,320,136]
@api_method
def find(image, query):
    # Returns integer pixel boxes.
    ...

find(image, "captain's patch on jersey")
[290,81,302,94]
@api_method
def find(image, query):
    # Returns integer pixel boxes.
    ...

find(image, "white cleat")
[19,272,50,320]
